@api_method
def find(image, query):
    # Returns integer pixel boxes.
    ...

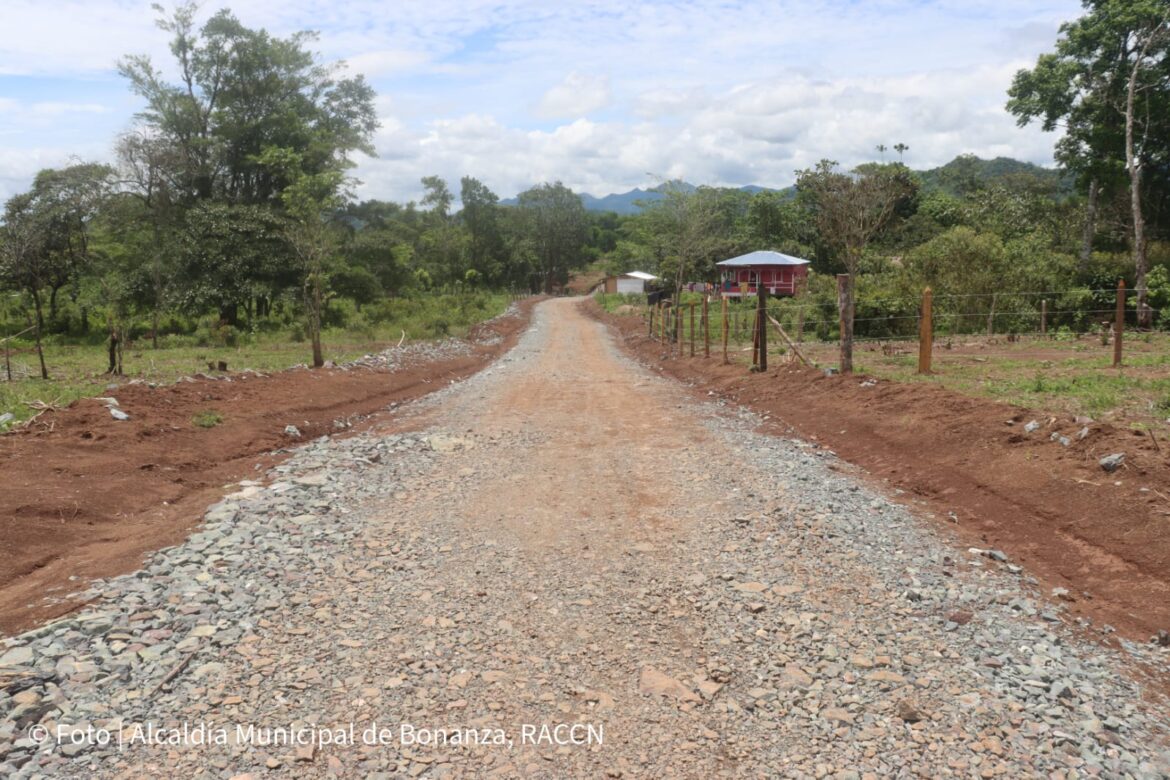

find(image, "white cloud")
[344,50,433,78]
[535,72,612,119]
[0,0,1085,203]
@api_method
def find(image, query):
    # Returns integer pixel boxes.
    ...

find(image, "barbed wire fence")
[639,281,1164,370]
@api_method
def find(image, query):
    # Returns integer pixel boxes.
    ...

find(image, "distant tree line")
[0,3,600,374]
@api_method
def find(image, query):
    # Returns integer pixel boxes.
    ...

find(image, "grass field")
[597,293,1170,433]
[0,292,515,426]
[817,334,1170,432]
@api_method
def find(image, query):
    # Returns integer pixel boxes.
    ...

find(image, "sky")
[0,0,1083,205]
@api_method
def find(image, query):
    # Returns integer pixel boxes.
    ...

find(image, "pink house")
[717,250,810,298]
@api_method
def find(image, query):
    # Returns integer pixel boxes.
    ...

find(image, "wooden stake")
[836,274,853,374]
[751,308,759,364]
[1113,279,1125,367]
[689,302,696,357]
[987,293,997,336]
[702,296,710,358]
[1040,299,1047,337]
[918,287,933,375]
[795,277,806,343]
[755,287,768,371]
[765,313,812,367]
[721,296,729,364]
[648,303,655,338]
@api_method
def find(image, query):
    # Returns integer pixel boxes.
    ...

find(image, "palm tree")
[875,144,887,161]
[894,143,909,161]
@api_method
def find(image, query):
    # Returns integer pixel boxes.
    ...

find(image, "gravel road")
[2,298,1169,779]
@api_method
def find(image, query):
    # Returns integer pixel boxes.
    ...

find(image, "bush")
[192,410,223,428]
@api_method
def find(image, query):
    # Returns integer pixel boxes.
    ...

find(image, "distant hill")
[501,182,775,215]
[499,156,1072,214]
[918,155,1075,198]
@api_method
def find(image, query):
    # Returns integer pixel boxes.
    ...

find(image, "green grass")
[802,332,1170,431]
[600,299,1170,432]
[1,292,516,425]
[593,292,647,312]
[192,409,224,429]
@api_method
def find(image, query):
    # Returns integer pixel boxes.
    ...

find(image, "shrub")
[192,410,223,428]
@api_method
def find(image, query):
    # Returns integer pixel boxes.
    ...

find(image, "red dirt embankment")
[0,300,538,636]
[590,301,1170,644]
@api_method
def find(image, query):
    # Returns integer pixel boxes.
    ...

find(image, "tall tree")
[515,182,588,292]
[0,195,49,378]
[639,184,725,300]
[459,176,506,283]
[796,161,916,373]
[119,2,377,206]
[115,131,182,346]
[1009,0,1170,324]
[0,164,112,377]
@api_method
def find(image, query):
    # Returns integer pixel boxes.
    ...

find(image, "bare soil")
[590,300,1170,644]
[0,300,538,636]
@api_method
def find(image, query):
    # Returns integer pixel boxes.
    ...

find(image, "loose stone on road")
[2,298,1168,778]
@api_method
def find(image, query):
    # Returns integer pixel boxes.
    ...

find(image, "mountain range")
[499,156,1071,215]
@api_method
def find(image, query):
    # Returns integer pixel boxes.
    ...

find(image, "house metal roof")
[622,270,658,280]
[716,250,810,267]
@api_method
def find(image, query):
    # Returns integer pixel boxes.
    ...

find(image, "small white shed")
[605,271,659,294]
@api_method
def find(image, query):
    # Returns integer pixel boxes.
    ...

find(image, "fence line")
[629,279,1161,371]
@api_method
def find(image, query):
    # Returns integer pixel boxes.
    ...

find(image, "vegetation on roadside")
[0,3,601,390]
[192,410,224,429]
[0,291,513,424]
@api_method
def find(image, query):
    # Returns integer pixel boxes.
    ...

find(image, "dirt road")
[3,299,1169,778]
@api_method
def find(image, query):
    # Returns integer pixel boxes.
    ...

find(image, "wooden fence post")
[1040,300,1047,337]
[918,287,933,375]
[751,308,759,365]
[702,296,710,358]
[836,273,853,374]
[755,287,768,371]
[689,302,696,357]
[1114,279,1125,367]
[796,277,806,344]
[669,304,678,357]
[721,297,729,364]
[649,303,655,338]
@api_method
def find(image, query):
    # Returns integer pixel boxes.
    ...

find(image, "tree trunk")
[31,287,44,331]
[1079,178,1099,273]
[29,298,48,380]
[218,303,239,328]
[49,285,60,323]
[107,329,119,375]
[1126,42,1152,329]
